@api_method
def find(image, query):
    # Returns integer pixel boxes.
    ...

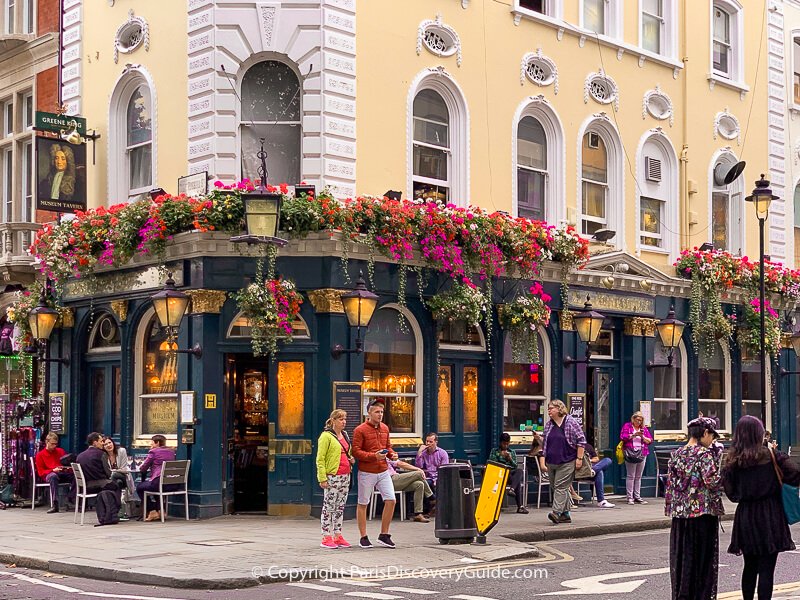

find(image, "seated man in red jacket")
[34,432,75,513]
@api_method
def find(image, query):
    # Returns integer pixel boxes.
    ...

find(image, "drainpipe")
[680,0,689,251]
[58,0,64,107]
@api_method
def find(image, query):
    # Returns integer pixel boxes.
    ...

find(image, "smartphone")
[378,449,389,455]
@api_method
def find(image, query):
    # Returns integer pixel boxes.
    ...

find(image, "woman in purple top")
[541,399,586,525]
[136,434,177,522]
[619,411,653,504]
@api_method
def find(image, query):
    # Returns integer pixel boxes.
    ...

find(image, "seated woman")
[136,434,177,522]
[103,437,135,520]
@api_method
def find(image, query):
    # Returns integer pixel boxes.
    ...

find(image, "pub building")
[39,226,798,518]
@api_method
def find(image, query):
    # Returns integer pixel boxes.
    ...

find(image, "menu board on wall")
[48,393,66,434]
[333,382,362,441]
[567,392,586,430]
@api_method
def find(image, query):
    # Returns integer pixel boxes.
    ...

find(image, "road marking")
[335,579,382,587]
[287,582,342,592]
[0,571,188,600]
[450,595,500,600]
[345,593,404,599]
[718,580,800,599]
[382,587,439,595]
[538,567,670,595]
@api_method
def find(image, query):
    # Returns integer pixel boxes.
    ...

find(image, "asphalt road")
[3,529,800,599]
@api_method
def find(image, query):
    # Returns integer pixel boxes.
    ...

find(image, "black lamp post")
[150,273,202,358]
[564,295,606,366]
[331,271,380,359]
[745,175,778,426]
[647,305,686,370]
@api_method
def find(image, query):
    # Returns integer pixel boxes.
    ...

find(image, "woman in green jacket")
[316,409,354,549]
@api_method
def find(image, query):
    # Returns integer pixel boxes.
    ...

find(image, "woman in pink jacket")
[619,411,653,504]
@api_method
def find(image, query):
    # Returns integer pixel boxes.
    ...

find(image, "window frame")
[580,0,622,40]
[710,0,744,84]
[412,89,451,203]
[515,0,561,19]
[740,358,771,429]
[21,0,31,34]
[709,151,744,255]
[792,33,800,110]
[21,138,31,222]
[639,0,677,59]
[653,340,688,435]
[698,341,731,434]
[4,0,14,35]
[637,131,678,258]
[503,325,551,437]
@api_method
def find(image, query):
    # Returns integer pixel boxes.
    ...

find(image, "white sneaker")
[597,500,615,508]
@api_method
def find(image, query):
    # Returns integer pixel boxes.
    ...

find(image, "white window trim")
[514,0,563,20]
[577,115,624,249]
[407,68,469,207]
[638,0,677,59]
[709,0,744,86]
[133,307,177,444]
[580,0,623,39]
[21,138,31,222]
[698,341,732,434]
[790,30,800,112]
[708,149,745,256]
[107,66,158,204]
[511,97,565,225]
[635,129,679,260]
[21,0,32,34]
[505,325,551,437]
[363,303,424,438]
[654,341,688,434]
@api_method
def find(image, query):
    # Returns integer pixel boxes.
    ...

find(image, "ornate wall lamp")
[331,272,379,360]
[564,295,606,366]
[28,287,70,366]
[647,305,686,370]
[150,273,202,358]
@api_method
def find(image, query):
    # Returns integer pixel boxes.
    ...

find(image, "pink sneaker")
[320,536,338,549]
[334,535,351,548]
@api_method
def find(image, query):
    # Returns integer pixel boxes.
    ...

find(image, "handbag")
[615,441,625,465]
[574,454,594,480]
[769,448,800,525]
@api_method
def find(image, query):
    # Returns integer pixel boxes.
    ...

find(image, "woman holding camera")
[619,411,653,504]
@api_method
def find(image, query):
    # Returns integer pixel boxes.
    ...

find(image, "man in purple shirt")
[136,434,177,521]
[416,432,448,514]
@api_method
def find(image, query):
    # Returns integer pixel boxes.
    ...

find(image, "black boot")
[47,501,59,514]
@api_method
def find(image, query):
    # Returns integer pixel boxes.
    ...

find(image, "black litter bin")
[434,463,477,543]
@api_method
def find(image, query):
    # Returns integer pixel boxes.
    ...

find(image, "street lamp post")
[745,175,778,427]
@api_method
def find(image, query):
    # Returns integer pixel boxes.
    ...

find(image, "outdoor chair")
[654,449,675,498]
[30,457,70,510]
[369,488,407,521]
[142,460,191,523]
[71,462,99,525]
[532,455,551,509]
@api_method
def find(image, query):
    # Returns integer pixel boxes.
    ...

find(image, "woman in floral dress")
[664,417,725,600]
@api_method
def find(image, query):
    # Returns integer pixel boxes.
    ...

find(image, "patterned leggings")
[320,474,350,537]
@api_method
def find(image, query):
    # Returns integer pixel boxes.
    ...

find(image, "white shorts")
[357,470,395,505]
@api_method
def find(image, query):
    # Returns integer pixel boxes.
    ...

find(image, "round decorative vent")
[520,50,558,93]
[584,70,619,111]
[417,15,462,66]
[114,9,149,64]
[642,85,674,126]
[715,110,740,142]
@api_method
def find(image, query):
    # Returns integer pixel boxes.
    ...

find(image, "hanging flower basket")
[737,299,781,358]
[498,282,552,364]
[232,277,303,357]
[427,282,488,325]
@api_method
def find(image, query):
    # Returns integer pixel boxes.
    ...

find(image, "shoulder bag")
[574,454,595,480]
[769,448,800,525]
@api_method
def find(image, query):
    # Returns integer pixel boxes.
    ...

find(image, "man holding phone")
[353,399,397,549]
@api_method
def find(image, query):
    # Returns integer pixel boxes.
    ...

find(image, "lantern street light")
[745,175,779,426]
[564,295,606,366]
[331,271,380,360]
[150,272,202,358]
[647,305,686,370]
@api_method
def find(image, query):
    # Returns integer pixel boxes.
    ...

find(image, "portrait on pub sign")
[36,136,86,213]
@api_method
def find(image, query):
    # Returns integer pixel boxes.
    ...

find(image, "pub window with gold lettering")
[139,315,178,437]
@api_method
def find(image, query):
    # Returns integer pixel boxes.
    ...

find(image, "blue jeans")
[593,458,612,501]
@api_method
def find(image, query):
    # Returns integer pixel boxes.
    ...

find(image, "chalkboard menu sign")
[333,382,362,440]
[567,392,586,430]
[49,392,66,434]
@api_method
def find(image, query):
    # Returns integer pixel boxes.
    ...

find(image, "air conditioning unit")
[645,157,662,182]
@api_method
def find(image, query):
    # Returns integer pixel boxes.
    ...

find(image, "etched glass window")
[240,61,302,187]
[140,316,177,436]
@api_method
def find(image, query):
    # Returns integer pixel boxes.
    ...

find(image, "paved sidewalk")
[0,497,735,589]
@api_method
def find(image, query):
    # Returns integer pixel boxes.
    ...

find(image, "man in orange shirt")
[34,432,75,513]
[352,399,397,549]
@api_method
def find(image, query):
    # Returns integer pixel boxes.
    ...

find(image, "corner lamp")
[150,272,202,358]
[27,287,70,365]
[331,271,379,360]
[647,305,686,370]
[563,295,605,366]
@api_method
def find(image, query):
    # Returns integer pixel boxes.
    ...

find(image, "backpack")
[95,489,121,525]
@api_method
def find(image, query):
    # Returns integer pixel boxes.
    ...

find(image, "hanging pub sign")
[49,392,66,434]
[35,111,87,135]
[36,136,87,212]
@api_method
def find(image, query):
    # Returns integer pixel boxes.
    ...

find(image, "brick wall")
[37,0,59,35]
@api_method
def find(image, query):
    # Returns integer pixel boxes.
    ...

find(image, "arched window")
[88,314,121,353]
[516,117,547,222]
[134,312,178,441]
[502,327,549,434]
[408,70,469,206]
[227,311,310,339]
[710,152,743,254]
[638,132,678,257]
[652,340,688,433]
[109,69,156,202]
[363,306,422,435]
[240,60,301,186]
[412,89,450,203]
[699,341,731,433]
[581,132,608,236]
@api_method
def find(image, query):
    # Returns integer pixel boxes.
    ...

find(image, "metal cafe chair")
[142,460,191,523]
[71,463,99,525]
[30,457,69,511]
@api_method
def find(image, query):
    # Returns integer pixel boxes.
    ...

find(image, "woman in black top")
[722,416,800,600]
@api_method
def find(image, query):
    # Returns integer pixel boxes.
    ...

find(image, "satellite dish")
[724,160,746,186]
